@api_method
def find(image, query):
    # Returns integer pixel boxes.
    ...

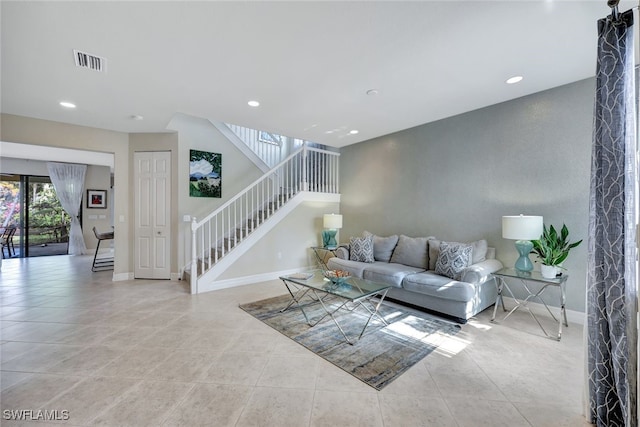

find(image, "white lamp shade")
[323,214,343,229]
[502,215,543,240]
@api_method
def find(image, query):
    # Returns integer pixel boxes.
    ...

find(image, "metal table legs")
[491,276,568,341]
[280,280,389,345]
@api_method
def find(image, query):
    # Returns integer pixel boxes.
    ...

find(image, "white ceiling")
[1,1,637,148]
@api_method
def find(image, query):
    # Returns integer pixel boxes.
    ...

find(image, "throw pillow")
[428,238,441,271]
[349,235,375,263]
[389,235,430,269]
[363,231,399,262]
[471,239,488,264]
[435,241,473,280]
[429,238,488,270]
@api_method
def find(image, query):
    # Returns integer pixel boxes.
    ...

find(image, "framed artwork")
[87,189,107,209]
[189,149,222,198]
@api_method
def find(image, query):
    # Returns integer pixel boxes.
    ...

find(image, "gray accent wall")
[340,78,595,313]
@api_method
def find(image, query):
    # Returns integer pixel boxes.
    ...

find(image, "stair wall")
[196,194,340,293]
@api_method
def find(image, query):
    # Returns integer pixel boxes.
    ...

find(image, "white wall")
[218,200,340,280]
[0,157,49,175]
[167,113,265,272]
[1,114,131,275]
[83,164,112,250]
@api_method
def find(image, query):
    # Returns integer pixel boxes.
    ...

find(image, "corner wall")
[340,78,594,312]
[1,114,131,275]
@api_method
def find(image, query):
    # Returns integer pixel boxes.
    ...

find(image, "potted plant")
[531,224,582,279]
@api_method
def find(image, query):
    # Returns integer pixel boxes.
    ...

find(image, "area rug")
[239,294,461,390]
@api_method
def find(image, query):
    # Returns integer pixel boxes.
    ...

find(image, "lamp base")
[322,229,337,249]
[514,240,534,272]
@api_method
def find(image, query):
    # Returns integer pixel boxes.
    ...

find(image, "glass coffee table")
[279,270,392,345]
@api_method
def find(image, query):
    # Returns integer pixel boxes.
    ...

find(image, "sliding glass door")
[0,174,70,257]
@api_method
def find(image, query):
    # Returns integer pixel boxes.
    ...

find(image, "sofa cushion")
[326,257,378,278]
[363,231,399,262]
[428,238,488,270]
[402,271,476,302]
[389,235,430,269]
[362,263,425,288]
[435,242,473,280]
[349,235,374,263]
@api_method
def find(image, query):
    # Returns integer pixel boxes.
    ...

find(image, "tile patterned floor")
[0,255,591,426]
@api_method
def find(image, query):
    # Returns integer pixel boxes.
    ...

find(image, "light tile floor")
[0,255,590,426]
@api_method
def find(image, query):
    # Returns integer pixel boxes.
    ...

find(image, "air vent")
[73,49,106,72]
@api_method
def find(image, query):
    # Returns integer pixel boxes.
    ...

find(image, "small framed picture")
[87,189,107,209]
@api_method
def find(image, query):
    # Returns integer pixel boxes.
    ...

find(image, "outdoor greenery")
[0,180,69,246]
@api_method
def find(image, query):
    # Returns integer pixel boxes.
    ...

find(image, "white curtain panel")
[47,162,87,256]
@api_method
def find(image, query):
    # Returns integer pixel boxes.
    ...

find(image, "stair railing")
[188,144,339,292]
[225,124,283,168]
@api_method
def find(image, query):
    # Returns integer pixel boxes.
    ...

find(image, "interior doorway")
[0,174,70,258]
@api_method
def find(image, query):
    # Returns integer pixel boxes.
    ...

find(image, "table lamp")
[322,214,342,249]
[502,215,543,272]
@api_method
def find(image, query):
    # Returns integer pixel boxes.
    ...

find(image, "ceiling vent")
[73,49,106,72]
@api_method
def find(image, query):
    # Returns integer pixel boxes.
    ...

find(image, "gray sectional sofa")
[326,232,503,323]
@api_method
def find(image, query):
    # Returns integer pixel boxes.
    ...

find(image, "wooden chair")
[92,226,114,272]
[1,227,16,259]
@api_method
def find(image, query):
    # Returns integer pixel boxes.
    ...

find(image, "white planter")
[540,264,559,279]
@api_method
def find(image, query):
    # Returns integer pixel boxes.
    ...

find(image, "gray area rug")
[239,294,461,390]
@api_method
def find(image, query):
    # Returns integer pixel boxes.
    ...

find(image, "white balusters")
[186,145,340,284]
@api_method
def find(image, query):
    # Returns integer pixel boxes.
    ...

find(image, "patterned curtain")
[586,9,637,427]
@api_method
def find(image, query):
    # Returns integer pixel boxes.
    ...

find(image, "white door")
[134,151,171,279]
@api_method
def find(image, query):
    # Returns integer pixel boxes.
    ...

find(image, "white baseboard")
[499,296,585,325]
[196,266,314,294]
[112,272,134,281]
[112,272,182,281]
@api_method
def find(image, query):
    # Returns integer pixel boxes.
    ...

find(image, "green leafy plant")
[531,224,582,267]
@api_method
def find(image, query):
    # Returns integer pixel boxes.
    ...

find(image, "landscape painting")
[189,149,221,198]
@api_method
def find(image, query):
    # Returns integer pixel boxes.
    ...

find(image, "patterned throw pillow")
[434,241,473,280]
[350,235,375,263]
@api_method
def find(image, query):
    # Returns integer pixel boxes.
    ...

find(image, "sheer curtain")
[47,162,87,256]
[586,8,637,427]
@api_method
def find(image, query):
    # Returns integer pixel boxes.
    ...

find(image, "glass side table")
[310,246,339,270]
[491,268,569,341]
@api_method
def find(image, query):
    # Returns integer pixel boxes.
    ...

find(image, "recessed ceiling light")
[506,76,523,84]
[59,101,76,109]
[130,115,144,121]
[349,130,359,135]
[366,89,379,96]
[248,100,260,107]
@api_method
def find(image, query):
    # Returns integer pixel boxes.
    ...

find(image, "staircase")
[185,144,339,294]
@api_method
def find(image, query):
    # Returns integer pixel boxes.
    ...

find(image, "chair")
[92,226,114,272]
[1,227,17,259]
